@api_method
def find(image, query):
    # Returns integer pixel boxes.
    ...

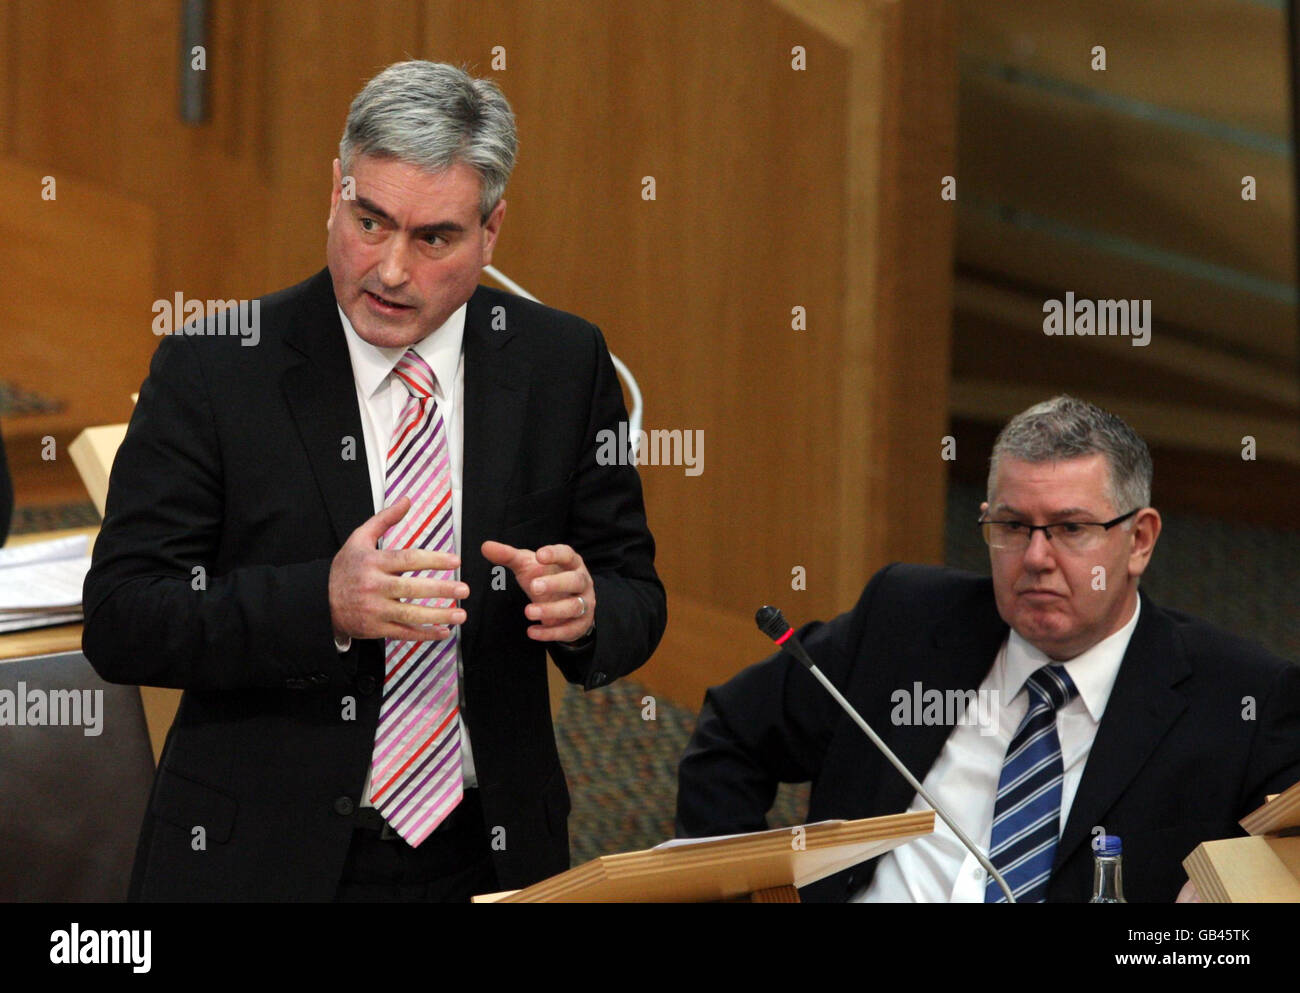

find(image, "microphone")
[755,605,1015,903]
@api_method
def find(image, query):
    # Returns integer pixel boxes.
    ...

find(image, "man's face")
[983,453,1160,661]
[325,154,506,348]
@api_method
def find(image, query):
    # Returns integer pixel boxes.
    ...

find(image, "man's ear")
[481,198,507,264]
[327,159,344,231]
[1127,507,1162,578]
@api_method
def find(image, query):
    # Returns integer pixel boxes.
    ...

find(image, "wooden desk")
[0,525,176,761]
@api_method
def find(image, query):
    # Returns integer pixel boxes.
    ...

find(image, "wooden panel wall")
[952,0,1299,473]
[3,0,958,712]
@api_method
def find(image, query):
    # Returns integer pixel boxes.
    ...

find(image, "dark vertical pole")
[1288,0,1300,379]
[180,0,209,124]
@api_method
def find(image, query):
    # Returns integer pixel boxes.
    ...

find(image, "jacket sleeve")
[81,333,351,692]
[546,324,666,690]
[1240,659,1300,811]
[674,565,897,837]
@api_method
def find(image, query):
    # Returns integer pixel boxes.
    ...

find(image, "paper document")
[0,534,91,632]
[653,820,844,850]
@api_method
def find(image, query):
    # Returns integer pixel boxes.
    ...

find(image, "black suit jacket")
[677,563,1300,902]
[83,268,666,900]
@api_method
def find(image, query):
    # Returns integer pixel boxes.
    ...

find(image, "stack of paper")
[0,534,91,634]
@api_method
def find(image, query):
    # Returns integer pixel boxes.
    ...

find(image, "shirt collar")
[337,302,466,400]
[1003,595,1142,721]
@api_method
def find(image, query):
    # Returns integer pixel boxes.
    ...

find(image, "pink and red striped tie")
[369,349,463,846]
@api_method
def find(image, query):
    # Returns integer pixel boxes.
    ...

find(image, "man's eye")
[1003,521,1026,531]
[1059,523,1086,535]
[359,217,377,231]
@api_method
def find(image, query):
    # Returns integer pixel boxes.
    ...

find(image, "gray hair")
[339,61,517,221]
[987,395,1153,517]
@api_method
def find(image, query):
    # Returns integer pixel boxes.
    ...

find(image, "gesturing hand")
[329,496,469,642]
[481,541,595,643]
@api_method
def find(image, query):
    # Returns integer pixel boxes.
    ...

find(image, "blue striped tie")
[985,664,1078,902]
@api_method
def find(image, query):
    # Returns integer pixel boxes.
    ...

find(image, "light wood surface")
[1184,836,1300,903]
[68,424,127,517]
[1240,779,1300,837]
[484,811,934,903]
[1182,781,1300,903]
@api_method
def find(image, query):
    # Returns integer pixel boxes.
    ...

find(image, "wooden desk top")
[0,525,98,662]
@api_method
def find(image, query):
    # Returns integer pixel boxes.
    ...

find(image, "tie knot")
[1025,664,1078,712]
[393,350,435,398]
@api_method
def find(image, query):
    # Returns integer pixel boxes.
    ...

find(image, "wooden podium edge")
[487,811,935,903]
[1184,836,1300,903]
[1240,780,1300,836]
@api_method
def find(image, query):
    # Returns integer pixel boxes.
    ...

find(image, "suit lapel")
[279,269,375,547]
[873,587,1009,815]
[459,286,530,663]
[1055,591,1190,871]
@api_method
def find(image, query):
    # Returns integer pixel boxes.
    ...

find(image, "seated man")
[676,395,1300,902]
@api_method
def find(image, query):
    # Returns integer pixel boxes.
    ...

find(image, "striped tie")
[985,664,1078,902]
[368,349,463,846]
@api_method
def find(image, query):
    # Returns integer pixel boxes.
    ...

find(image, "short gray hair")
[987,395,1153,516]
[339,61,517,221]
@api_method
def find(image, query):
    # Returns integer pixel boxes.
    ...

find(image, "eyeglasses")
[978,508,1140,553]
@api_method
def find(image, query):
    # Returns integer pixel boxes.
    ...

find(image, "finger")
[535,544,578,568]
[388,575,469,602]
[528,569,586,599]
[361,496,411,543]
[390,602,466,629]
[481,540,534,571]
[386,547,462,574]
[376,622,455,642]
[1175,879,1201,903]
[526,618,594,642]
[524,596,592,625]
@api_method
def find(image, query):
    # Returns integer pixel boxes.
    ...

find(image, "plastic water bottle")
[1089,834,1126,903]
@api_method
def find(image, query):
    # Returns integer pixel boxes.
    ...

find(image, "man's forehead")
[992,455,1113,511]
[348,156,482,217]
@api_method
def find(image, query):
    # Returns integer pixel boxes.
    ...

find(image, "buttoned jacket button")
[333,796,355,816]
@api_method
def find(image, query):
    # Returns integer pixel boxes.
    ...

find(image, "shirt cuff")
[554,618,595,651]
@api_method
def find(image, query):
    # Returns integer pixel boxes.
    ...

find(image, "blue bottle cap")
[1093,834,1122,857]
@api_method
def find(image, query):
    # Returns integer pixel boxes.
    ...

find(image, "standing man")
[84,61,666,901]
[677,395,1300,901]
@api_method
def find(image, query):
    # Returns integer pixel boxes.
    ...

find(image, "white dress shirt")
[335,303,479,800]
[854,595,1141,902]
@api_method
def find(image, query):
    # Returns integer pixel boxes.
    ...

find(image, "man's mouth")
[365,290,414,312]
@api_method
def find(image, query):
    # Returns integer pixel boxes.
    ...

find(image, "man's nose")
[377,236,410,287]
[1021,527,1057,570]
